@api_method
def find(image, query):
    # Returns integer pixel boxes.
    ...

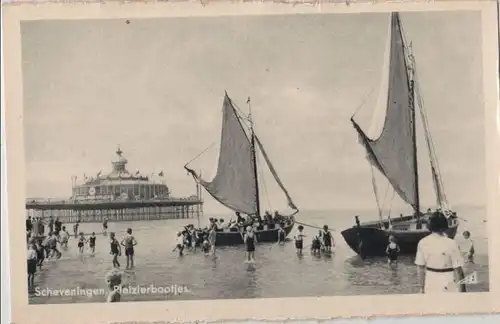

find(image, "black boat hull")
[341,214,459,257]
[211,221,295,247]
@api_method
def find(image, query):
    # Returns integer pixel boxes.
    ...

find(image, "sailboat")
[341,12,459,257]
[184,92,299,246]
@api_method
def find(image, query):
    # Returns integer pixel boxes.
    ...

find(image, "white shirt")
[27,249,37,261]
[295,230,304,241]
[176,236,184,245]
[415,233,464,269]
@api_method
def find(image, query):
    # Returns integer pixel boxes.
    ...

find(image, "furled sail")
[351,12,418,210]
[185,93,258,215]
[254,136,298,211]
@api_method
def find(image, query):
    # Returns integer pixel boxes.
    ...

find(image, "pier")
[26,146,204,223]
[26,198,203,223]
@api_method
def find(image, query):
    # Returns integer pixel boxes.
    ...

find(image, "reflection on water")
[29,208,489,304]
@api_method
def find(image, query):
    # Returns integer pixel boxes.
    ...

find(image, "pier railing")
[25,197,203,223]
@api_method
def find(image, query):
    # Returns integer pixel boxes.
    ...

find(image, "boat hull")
[211,221,295,247]
[341,214,459,257]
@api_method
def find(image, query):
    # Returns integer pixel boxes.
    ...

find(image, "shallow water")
[29,207,489,304]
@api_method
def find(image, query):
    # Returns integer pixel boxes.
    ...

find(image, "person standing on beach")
[415,212,466,293]
[48,216,54,234]
[120,228,137,269]
[109,232,121,268]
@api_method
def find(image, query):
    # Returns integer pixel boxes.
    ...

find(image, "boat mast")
[247,97,261,218]
[399,14,421,224]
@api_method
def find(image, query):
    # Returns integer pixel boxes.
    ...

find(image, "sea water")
[29,206,489,304]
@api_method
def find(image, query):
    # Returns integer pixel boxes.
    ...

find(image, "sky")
[21,10,485,215]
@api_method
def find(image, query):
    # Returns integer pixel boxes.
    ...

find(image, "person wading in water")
[321,225,333,253]
[294,225,305,256]
[109,232,121,268]
[386,235,400,264]
[277,226,286,245]
[121,228,137,269]
[415,212,466,293]
[244,226,257,262]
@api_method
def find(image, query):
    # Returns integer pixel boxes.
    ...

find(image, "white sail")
[351,12,418,210]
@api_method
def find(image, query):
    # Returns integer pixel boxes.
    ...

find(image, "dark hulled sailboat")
[341,13,459,257]
[184,92,298,246]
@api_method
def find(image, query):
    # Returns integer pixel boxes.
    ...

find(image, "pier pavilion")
[26,147,203,223]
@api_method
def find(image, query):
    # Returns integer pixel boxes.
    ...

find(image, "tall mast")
[248,97,261,217]
[399,14,421,222]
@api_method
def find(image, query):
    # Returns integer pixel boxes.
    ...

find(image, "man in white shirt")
[415,212,466,293]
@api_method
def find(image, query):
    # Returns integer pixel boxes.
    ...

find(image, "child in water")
[89,232,97,254]
[120,228,137,269]
[311,231,322,255]
[202,235,210,256]
[105,268,122,302]
[294,225,305,256]
[385,235,400,264]
[35,239,45,269]
[462,231,475,263]
[175,232,185,257]
[109,232,121,268]
[59,226,70,249]
[27,241,38,293]
[277,226,286,245]
[77,232,87,254]
[322,225,333,253]
[244,226,257,262]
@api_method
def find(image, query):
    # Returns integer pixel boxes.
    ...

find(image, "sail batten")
[352,12,418,210]
[187,94,258,215]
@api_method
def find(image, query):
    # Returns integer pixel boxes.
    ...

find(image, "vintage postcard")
[2,0,499,323]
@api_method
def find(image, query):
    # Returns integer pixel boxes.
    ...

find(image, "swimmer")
[105,268,122,302]
[174,232,185,257]
[73,221,80,238]
[49,231,62,259]
[277,226,286,245]
[386,235,400,264]
[109,232,121,268]
[208,225,217,256]
[27,242,38,293]
[202,237,210,256]
[321,225,333,253]
[89,232,97,254]
[77,232,87,254]
[120,228,137,269]
[102,218,108,233]
[311,231,322,255]
[244,226,257,262]
[35,240,45,269]
[294,225,306,256]
[59,226,70,249]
